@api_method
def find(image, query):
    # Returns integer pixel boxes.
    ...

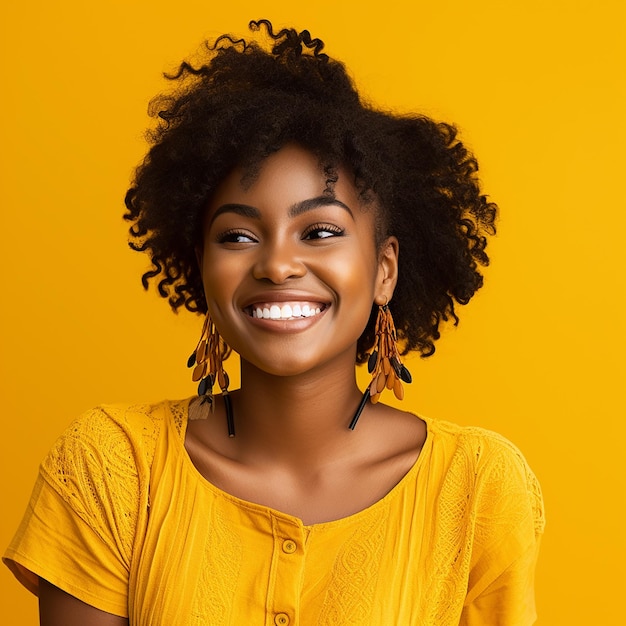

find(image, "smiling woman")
[3,19,543,626]
[199,145,388,386]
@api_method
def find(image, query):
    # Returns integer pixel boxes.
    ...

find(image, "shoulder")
[427,416,537,475]
[40,398,192,499]
[48,398,190,450]
[425,417,545,535]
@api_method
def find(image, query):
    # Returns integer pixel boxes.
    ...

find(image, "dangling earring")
[186,313,235,437]
[349,300,412,430]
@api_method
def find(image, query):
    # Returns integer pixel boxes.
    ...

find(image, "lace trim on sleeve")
[39,406,147,566]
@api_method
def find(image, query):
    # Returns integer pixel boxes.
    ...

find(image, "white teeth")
[269,305,281,319]
[250,302,324,320]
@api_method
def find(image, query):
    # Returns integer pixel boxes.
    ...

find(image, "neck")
[229,355,366,466]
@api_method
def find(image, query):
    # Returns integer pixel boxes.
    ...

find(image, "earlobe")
[376,236,399,304]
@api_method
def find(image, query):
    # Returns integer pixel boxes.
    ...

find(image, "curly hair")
[124,19,497,363]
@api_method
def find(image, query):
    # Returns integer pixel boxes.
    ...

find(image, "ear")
[195,246,203,272]
[374,236,399,305]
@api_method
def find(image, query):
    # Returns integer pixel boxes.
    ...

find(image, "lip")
[240,291,331,331]
[240,290,330,309]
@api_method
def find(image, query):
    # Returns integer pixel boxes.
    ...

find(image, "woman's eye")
[217,230,257,244]
[303,224,345,240]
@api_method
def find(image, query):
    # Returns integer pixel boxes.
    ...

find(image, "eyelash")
[216,223,345,244]
[216,229,257,244]
[302,223,345,239]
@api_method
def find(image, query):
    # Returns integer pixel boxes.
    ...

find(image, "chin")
[245,357,322,378]
[244,344,359,381]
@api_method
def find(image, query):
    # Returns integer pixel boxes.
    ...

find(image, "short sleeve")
[3,406,147,618]
[460,432,545,625]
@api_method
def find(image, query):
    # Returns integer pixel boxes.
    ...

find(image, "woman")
[4,20,544,625]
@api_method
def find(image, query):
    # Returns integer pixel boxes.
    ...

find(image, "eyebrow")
[208,195,354,227]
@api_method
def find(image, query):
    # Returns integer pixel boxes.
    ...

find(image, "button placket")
[269,515,306,626]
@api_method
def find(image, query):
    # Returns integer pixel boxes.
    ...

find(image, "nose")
[252,239,306,284]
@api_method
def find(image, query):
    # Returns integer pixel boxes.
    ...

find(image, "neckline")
[169,397,433,530]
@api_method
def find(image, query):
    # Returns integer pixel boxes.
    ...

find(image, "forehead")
[207,144,369,217]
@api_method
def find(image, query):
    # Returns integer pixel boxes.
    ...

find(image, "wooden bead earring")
[349,299,412,430]
[187,313,235,437]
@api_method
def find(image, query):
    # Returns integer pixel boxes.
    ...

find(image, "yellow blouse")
[4,399,544,625]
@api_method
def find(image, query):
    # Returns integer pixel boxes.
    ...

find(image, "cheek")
[325,244,379,306]
[199,252,240,308]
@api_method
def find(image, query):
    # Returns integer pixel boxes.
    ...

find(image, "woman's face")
[199,144,398,377]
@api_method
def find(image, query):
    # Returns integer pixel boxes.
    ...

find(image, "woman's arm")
[39,579,129,626]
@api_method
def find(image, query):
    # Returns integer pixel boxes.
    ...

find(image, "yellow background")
[1,1,624,623]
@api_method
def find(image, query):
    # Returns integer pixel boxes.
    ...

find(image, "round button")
[275,613,290,625]
[282,540,297,554]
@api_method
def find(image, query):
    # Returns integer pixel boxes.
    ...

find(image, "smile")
[246,302,326,321]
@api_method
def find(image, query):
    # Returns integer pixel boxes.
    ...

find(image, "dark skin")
[38,145,427,622]
[188,146,426,524]
[39,579,128,625]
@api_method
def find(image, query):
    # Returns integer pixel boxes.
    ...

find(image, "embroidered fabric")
[4,400,544,625]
